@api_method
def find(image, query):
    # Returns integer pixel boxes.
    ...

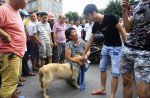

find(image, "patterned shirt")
[34,22,51,44]
[65,39,86,57]
[125,0,150,51]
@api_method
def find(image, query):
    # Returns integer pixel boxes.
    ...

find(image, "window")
[52,4,55,11]
[31,1,36,9]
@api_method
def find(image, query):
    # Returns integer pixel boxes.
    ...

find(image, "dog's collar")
[69,61,79,69]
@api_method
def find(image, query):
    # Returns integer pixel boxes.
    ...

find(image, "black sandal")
[17,82,24,87]
[32,67,39,71]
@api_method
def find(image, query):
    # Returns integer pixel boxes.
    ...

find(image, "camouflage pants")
[121,46,150,83]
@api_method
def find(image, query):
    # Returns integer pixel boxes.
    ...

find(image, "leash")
[69,61,79,79]
[79,68,86,91]
[69,62,86,91]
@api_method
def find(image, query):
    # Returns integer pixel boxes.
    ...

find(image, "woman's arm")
[65,48,78,64]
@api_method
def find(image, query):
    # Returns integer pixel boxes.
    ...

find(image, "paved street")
[19,63,137,98]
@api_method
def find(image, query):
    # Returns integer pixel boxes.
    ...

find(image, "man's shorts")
[100,45,122,77]
[38,43,52,58]
[121,46,150,83]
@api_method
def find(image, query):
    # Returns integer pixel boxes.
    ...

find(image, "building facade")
[25,0,63,19]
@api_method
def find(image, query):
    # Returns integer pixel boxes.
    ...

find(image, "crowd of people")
[0,0,150,98]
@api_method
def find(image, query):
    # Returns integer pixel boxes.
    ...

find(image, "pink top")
[0,4,26,57]
[53,21,66,43]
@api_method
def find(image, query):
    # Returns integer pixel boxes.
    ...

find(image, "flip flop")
[15,89,21,94]
[19,77,26,82]
[91,90,106,95]
[17,82,24,87]
[28,72,36,76]
[32,67,39,71]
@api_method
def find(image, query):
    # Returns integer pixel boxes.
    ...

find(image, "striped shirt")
[34,22,51,44]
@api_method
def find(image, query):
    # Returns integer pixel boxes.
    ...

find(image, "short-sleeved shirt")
[85,23,93,41]
[0,4,26,57]
[34,22,51,44]
[27,21,38,36]
[65,39,86,57]
[92,14,122,46]
[53,22,66,43]
[74,25,82,39]
[125,1,150,51]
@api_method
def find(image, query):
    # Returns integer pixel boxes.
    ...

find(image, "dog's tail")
[39,68,43,88]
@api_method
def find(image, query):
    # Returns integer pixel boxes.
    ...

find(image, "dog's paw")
[75,85,80,89]
[44,95,50,98]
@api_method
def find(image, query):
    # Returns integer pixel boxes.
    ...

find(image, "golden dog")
[39,55,84,98]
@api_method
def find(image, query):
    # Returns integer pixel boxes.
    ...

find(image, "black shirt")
[92,14,122,46]
[47,21,54,30]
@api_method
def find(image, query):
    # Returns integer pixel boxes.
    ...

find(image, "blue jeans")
[99,45,122,77]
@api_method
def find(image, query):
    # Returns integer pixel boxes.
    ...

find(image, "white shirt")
[27,21,38,36]
[85,23,93,41]
[74,25,82,39]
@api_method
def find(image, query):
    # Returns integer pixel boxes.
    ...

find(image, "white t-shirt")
[85,23,93,41]
[74,25,82,39]
[27,21,38,36]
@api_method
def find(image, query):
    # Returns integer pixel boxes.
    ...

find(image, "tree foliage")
[130,0,135,4]
[104,0,122,17]
[65,11,80,21]
[65,0,137,19]
[98,9,105,14]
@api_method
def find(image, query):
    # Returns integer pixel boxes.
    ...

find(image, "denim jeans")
[99,45,122,77]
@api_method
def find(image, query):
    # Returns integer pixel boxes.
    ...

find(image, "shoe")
[19,77,26,82]
[91,90,106,95]
[17,82,24,87]
[32,67,39,71]
[15,89,21,94]
[28,72,36,76]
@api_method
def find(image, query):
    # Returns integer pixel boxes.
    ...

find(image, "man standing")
[121,0,150,98]
[53,15,66,63]
[27,12,39,71]
[0,0,27,97]
[48,13,55,63]
[65,17,71,29]
[74,19,82,40]
[85,19,93,42]
[34,12,53,66]
[81,4,126,98]
[81,18,86,40]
